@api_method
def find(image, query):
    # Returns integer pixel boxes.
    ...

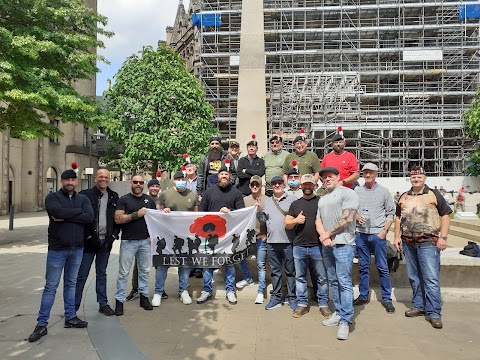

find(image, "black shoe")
[64,316,88,328]
[28,325,47,342]
[195,270,203,278]
[126,289,139,301]
[161,291,168,300]
[384,302,396,314]
[353,297,369,306]
[115,299,124,316]
[140,295,153,310]
[99,304,115,316]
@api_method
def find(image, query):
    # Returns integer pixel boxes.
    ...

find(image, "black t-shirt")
[287,196,320,247]
[117,193,156,240]
[199,184,245,212]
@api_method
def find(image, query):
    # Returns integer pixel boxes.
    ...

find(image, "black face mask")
[333,144,345,152]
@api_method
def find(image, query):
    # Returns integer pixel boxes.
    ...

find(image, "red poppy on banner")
[189,215,227,239]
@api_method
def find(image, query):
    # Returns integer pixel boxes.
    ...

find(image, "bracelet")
[130,211,138,221]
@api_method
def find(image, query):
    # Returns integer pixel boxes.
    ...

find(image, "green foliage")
[103,44,217,173]
[464,87,480,175]
[0,0,113,139]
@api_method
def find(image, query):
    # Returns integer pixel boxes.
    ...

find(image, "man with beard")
[316,167,359,340]
[28,166,94,342]
[394,165,451,329]
[75,169,120,317]
[264,134,289,196]
[114,174,157,315]
[237,136,265,196]
[197,166,245,305]
[197,135,236,197]
[285,174,331,320]
[283,134,321,183]
[321,132,359,189]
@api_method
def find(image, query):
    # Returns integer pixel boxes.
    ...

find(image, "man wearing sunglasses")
[264,134,289,197]
[113,174,157,316]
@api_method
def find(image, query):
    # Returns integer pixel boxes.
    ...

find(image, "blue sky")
[96,0,183,95]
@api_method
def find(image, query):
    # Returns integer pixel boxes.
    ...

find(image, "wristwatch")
[440,235,448,241]
[342,180,346,185]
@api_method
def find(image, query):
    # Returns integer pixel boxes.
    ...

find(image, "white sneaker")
[337,322,349,340]
[196,291,212,304]
[255,293,264,304]
[226,291,237,304]
[236,279,254,289]
[322,311,341,327]
[152,294,162,307]
[180,290,192,305]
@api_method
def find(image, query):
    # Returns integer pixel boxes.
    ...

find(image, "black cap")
[147,179,160,187]
[209,135,222,143]
[61,169,77,179]
[319,166,340,176]
[293,135,307,144]
[286,168,299,175]
[269,134,283,143]
[409,165,425,175]
[229,141,240,147]
[270,175,284,183]
[332,133,344,141]
[218,165,230,173]
[247,140,258,147]
[173,171,185,179]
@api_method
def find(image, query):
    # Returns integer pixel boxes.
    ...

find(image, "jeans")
[256,239,267,294]
[115,239,151,302]
[131,257,138,291]
[267,243,295,301]
[203,265,236,293]
[322,244,356,324]
[75,251,110,310]
[403,242,442,318]
[37,248,83,326]
[293,245,329,307]
[238,260,252,282]
[355,233,392,302]
[155,266,190,294]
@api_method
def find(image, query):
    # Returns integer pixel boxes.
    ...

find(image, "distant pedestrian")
[28,165,94,342]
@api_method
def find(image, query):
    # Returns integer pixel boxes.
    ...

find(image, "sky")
[96,0,185,95]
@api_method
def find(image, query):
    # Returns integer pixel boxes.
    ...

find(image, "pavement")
[1,212,480,360]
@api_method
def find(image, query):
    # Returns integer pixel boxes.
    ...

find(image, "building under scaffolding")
[168,0,480,177]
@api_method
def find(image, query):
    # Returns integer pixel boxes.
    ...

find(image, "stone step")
[449,225,480,242]
[451,219,480,232]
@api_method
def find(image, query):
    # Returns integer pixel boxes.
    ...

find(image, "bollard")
[8,205,14,230]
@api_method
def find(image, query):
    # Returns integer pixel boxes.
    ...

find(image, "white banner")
[145,206,258,267]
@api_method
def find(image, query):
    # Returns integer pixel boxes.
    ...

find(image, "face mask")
[175,181,187,190]
[333,144,345,151]
[288,180,300,187]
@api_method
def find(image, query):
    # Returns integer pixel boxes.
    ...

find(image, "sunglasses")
[270,141,280,145]
[271,181,284,186]
[250,183,261,188]
[132,181,144,185]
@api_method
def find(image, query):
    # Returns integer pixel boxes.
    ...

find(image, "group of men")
[28,131,451,343]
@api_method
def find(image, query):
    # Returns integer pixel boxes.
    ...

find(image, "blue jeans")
[238,260,252,282]
[115,239,151,302]
[355,233,392,302]
[256,239,267,294]
[155,266,190,294]
[203,265,236,293]
[75,251,110,310]
[37,248,83,326]
[267,243,295,301]
[403,242,442,318]
[293,245,329,307]
[322,244,356,324]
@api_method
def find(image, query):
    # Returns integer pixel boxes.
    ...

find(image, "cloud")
[96,0,184,94]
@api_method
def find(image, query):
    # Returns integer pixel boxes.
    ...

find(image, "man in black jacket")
[197,135,237,197]
[75,169,120,316]
[28,167,94,342]
[237,137,265,196]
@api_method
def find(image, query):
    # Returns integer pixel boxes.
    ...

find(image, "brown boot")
[405,308,426,317]
[429,317,443,329]
[292,306,309,318]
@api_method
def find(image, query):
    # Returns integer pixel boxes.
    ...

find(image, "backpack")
[386,241,402,272]
[459,241,480,258]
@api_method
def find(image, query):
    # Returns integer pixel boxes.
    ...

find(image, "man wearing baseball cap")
[285,173,331,319]
[316,166,359,340]
[237,137,265,196]
[264,134,289,196]
[354,163,396,314]
[283,132,321,183]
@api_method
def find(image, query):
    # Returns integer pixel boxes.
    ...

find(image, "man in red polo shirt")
[321,132,359,189]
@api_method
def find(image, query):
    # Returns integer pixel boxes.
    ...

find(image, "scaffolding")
[170,0,480,177]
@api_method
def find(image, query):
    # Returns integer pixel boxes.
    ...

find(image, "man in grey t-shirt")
[315,166,359,341]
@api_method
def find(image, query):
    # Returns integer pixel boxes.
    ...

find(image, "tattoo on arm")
[330,209,356,236]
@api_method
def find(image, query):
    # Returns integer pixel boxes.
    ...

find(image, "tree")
[464,88,480,175]
[0,0,112,139]
[103,44,217,173]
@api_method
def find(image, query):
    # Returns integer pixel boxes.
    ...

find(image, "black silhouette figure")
[207,234,219,254]
[231,233,240,253]
[246,229,256,248]
[173,235,185,255]
[187,235,202,255]
[156,237,166,255]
